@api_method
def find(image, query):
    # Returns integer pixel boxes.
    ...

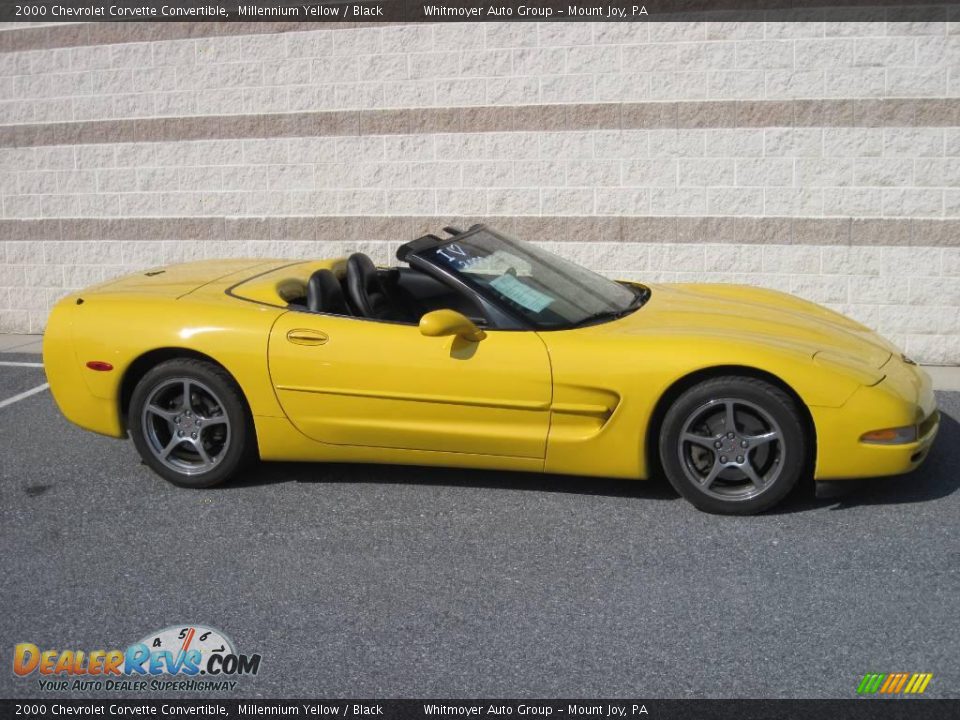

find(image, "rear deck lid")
[83,259,276,299]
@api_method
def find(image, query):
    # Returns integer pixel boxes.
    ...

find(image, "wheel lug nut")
[720,456,728,463]
[714,440,722,448]
[177,430,184,437]
[736,456,744,463]
[727,432,735,439]
[191,432,197,439]
[740,440,748,448]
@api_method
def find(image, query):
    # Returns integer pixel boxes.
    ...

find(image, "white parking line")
[0,361,44,368]
[0,383,50,409]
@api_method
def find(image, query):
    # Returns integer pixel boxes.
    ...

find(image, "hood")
[605,283,895,368]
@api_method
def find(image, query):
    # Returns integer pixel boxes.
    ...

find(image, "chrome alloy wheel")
[140,377,231,476]
[676,398,785,502]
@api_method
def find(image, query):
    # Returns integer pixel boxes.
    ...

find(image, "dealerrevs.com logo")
[13,625,261,693]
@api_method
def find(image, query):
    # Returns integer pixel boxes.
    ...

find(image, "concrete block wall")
[0,19,958,363]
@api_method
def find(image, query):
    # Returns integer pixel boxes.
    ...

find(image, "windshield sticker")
[435,243,474,268]
[489,273,554,313]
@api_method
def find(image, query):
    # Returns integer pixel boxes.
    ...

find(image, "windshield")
[411,227,644,329]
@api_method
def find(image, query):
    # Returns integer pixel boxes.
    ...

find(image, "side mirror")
[419,309,486,343]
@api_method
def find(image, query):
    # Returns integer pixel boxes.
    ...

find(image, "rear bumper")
[812,360,938,480]
[43,297,125,439]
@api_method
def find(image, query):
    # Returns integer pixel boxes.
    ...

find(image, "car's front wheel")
[129,358,255,488]
[658,376,808,515]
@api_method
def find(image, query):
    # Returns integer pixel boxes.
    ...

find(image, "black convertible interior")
[291,228,486,326]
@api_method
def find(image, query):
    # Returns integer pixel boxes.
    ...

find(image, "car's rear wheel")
[658,376,807,515]
[129,359,254,488]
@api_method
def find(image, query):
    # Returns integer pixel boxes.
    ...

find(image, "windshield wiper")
[568,286,649,328]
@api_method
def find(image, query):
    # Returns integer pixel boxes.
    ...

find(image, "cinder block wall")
[1,19,958,363]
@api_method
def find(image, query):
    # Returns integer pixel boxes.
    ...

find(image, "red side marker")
[85,361,114,372]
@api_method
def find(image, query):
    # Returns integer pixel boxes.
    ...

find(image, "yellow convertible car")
[44,224,938,514]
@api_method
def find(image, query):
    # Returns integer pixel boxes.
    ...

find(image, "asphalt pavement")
[0,354,957,699]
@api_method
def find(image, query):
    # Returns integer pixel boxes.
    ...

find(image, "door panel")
[268,312,552,458]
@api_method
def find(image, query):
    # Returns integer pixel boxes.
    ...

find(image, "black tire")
[128,358,255,488]
[658,376,808,515]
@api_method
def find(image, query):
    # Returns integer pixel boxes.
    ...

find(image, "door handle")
[286,329,329,346]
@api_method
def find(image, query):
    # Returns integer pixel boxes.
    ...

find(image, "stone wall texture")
[1,19,959,363]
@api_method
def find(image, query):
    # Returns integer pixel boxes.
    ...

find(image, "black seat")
[345,253,407,321]
[306,269,349,315]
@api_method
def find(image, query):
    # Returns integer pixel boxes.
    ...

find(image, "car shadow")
[224,406,959,514]
[231,458,680,502]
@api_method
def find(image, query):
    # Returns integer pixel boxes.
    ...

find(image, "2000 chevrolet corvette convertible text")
[43,224,939,514]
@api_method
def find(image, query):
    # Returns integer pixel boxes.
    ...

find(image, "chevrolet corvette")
[43,224,939,514]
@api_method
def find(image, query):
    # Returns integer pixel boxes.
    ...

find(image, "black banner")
[0,700,958,720]
[0,0,958,24]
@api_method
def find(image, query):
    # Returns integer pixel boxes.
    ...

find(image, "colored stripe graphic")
[893,674,910,693]
[858,672,933,694]
[905,673,934,694]
[881,673,908,693]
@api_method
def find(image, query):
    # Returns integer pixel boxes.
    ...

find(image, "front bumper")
[811,358,939,480]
